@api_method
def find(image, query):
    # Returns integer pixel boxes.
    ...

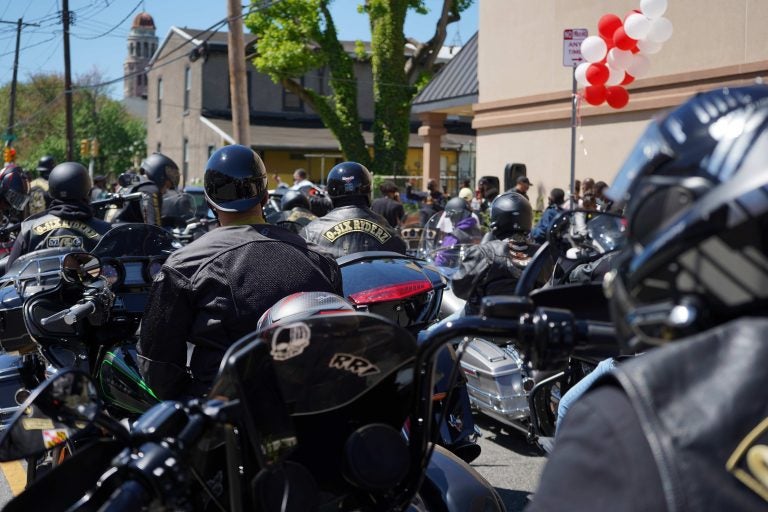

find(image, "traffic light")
[80,139,90,157]
[91,138,99,158]
[3,146,16,163]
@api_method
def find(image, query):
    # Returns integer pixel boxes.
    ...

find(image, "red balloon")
[621,73,635,85]
[606,86,630,109]
[613,26,637,51]
[586,63,609,86]
[630,45,640,54]
[598,14,623,40]
[600,35,615,51]
[584,85,607,106]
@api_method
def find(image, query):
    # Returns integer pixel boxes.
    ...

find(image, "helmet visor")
[606,122,674,208]
[4,187,29,212]
[204,170,266,212]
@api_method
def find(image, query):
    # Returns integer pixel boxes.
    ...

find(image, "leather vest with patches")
[607,318,768,511]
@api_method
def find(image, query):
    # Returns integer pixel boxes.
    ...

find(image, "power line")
[74,0,141,40]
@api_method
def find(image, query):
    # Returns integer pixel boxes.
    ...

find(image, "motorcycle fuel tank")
[98,344,160,416]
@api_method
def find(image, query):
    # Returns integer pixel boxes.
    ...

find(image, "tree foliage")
[245,0,471,176]
[0,72,146,179]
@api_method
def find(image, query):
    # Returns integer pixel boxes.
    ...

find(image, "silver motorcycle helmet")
[604,85,768,351]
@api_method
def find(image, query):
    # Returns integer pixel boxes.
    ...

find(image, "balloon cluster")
[576,0,673,109]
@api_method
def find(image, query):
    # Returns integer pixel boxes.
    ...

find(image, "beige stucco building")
[473,0,768,207]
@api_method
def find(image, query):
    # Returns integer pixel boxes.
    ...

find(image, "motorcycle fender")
[421,444,505,512]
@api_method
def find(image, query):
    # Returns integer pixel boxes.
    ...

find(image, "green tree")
[245,0,471,176]
[0,72,146,180]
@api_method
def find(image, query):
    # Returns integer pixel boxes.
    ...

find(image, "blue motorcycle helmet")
[204,144,268,213]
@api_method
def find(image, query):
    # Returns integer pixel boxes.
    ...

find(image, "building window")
[152,43,156,54]
[184,67,191,113]
[282,77,304,112]
[143,42,149,57]
[246,71,252,110]
[156,78,163,119]
[207,145,215,158]
[316,68,325,95]
[156,142,161,153]
[183,138,189,183]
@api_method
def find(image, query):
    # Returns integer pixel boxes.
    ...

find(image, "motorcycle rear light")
[348,280,433,305]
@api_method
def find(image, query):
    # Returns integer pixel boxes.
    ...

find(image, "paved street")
[472,415,547,511]
[0,414,546,510]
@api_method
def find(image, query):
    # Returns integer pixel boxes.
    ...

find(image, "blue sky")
[0,0,478,98]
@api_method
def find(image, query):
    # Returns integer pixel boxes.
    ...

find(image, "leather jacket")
[267,207,317,234]
[300,204,407,258]
[114,181,162,226]
[8,200,112,267]
[604,318,768,511]
[452,238,539,313]
[138,223,343,399]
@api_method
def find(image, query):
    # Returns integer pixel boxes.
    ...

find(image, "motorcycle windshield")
[586,214,628,253]
[217,313,416,415]
[418,212,483,277]
[91,224,179,258]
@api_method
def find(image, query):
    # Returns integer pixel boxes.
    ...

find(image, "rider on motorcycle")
[138,144,343,400]
[300,161,407,257]
[266,188,317,234]
[7,162,111,267]
[28,155,54,216]
[452,191,538,313]
[529,85,768,511]
[114,153,179,226]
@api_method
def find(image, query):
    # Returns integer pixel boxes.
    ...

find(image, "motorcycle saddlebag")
[0,286,36,354]
[460,338,531,421]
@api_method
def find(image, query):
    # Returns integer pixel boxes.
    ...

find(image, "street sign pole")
[569,67,577,209]
[563,28,588,208]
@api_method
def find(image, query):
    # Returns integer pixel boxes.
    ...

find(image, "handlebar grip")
[40,301,96,327]
[99,480,151,512]
[63,302,97,325]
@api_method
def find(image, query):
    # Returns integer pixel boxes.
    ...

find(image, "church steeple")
[124,12,158,99]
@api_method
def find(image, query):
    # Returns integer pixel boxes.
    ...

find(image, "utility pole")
[0,18,40,148]
[62,0,75,160]
[226,0,250,145]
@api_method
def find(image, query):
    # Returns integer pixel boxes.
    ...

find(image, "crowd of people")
[1,84,766,511]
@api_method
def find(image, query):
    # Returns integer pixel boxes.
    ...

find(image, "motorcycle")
[0,224,180,428]
[337,250,481,463]
[0,309,508,511]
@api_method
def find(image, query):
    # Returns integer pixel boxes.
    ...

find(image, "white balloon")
[607,48,634,71]
[624,14,652,40]
[575,62,591,86]
[641,0,668,19]
[637,39,663,55]
[627,53,651,78]
[580,36,608,63]
[646,17,674,43]
[606,66,625,86]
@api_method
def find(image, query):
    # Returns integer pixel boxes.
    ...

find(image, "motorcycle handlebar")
[41,300,96,326]
[100,480,151,512]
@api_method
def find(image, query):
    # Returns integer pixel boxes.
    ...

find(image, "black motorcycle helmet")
[326,161,372,207]
[36,155,55,180]
[141,153,180,190]
[604,85,768,350]
[280,189,310,211]
[489,192,533,239]
[444,196,471,224]
[204,144,267,212]
[48,162,92,201]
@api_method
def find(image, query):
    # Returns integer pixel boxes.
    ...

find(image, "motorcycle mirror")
[61,253,101,285]
[0,369,101,462]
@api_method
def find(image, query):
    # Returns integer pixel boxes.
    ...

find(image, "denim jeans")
[555,357,617,434]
